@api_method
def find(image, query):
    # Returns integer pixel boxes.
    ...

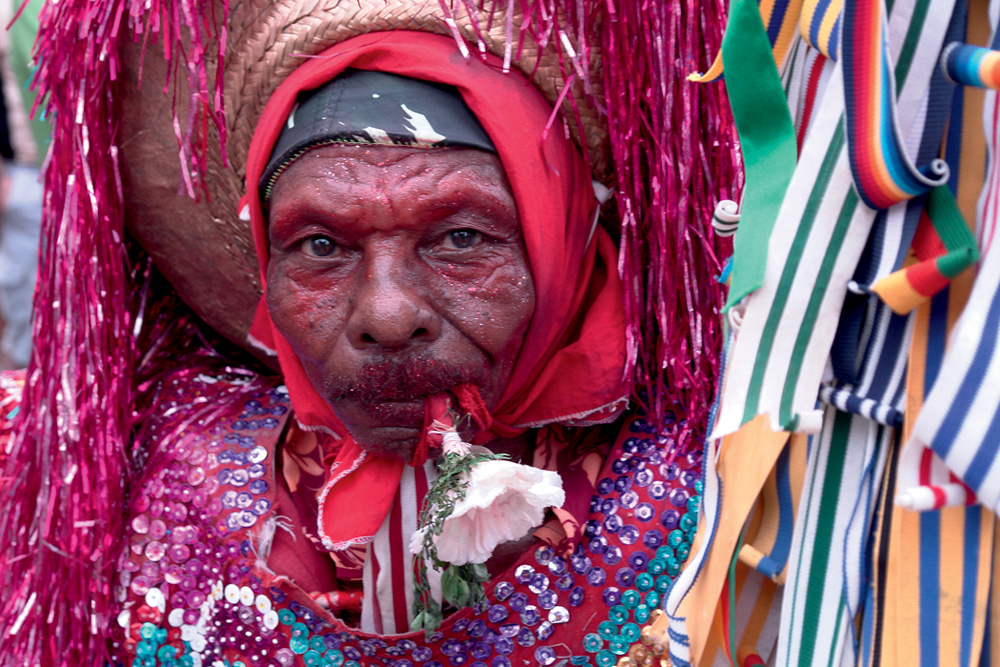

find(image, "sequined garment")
[77,369,703,667]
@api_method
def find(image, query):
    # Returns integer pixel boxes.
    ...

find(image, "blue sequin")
[619,490,639,510]
[614,568,636,587]
[618,525,640,545]
[599,498,618,516]
[601,546,622,566]
[586,567,606,586]
[493,582,514,602]
[509,593,529,612]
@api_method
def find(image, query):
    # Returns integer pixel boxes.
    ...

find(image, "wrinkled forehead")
[260,69,497,203]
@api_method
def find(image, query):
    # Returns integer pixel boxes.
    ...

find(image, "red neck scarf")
[245,31,626,552]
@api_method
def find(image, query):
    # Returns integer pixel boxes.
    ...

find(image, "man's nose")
[345,256,442,349]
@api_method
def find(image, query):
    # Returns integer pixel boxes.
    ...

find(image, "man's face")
[266,144,535,459]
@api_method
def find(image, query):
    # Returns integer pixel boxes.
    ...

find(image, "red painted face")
[266,144,535,458]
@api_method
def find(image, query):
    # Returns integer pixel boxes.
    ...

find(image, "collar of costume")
[243,31,627,552]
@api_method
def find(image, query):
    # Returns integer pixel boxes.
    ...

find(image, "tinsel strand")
[0,0,226,663]
[601,0,739,450]
[463,0,739,448]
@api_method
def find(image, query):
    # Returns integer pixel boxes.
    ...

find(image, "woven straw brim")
[222,0,610,190]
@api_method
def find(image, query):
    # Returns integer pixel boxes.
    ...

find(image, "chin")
[349,424,423,461]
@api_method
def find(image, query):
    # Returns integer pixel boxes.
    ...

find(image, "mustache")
[324,357,480,403]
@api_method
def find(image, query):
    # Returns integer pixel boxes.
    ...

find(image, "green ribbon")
[927,185,979,279]
[721,0,798,310]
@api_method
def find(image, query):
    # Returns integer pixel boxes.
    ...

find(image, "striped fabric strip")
[819,384,904,427]
[713,0,955,438]
[665,417,791,666]
[775,406,891,667]
[698,433,809,666]
[873,143,995,663]
[737,444,800,582]
[870,483,996,665]
[872,186,980,314]
[798,0,843,59]
[713,65,872,436]
[361,462,438,635]
[841,0,951,211]
[943,42,1000,89]
[905,55,1000,512]
[689,0,806,83]
[830,0,963,392]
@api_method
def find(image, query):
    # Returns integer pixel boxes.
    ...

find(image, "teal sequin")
[609,605,630,624]
[597,622,618,640]
[667,530,685,548]
[634,604,651,624]
[596,649,616,667]
[290,636,309,655]
[609,636,629,656]
[584,633,604,652]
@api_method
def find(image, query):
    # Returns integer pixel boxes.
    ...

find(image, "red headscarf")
[245,31,626,552]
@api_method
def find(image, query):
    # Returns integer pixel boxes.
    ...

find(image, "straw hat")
[119,0,609,351]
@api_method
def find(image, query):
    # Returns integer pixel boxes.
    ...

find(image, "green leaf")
[465,563,490,583]
[441,566,461,604]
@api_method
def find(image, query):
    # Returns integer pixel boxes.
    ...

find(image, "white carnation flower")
[410,460,565,565]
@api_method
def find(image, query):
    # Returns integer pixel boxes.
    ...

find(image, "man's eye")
[445,229,481,250]
[304,236,338,257]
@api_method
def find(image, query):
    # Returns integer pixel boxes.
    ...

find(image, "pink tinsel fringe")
[0,0,225,663]
[440,0,740,449]
[600,0,740,450]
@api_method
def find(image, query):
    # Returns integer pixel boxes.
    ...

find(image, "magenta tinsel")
[600,0,739,450]
[440,0,740,448]
[480,0,740,448]
[0,0,226,663]
[0,0,736,662]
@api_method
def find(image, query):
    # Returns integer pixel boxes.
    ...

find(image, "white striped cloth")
[712,0,957,440]
[775,406,892,667]
[902,0,1000,514]
[361,461,441,635]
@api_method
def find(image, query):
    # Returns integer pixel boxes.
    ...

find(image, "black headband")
[260,69,496,201]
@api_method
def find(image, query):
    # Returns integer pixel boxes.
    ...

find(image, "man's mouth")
[325,356,483,429]
[340,396,427,428]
